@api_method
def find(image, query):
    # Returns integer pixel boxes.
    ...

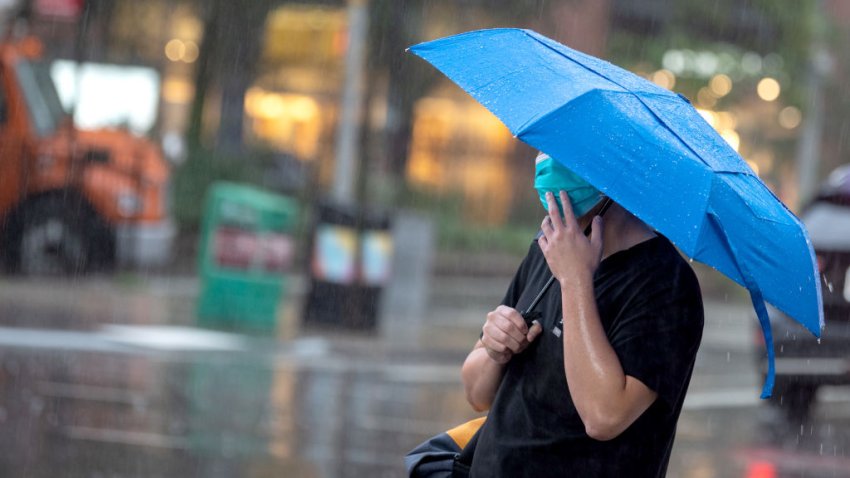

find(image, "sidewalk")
[0,271,775,478]
[0,270,755,356]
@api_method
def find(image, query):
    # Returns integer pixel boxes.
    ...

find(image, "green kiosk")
[196,182,298,333]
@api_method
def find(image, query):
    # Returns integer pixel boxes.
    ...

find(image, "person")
[462,153,704,477]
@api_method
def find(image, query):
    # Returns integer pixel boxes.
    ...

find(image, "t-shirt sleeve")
[609,267,704,410]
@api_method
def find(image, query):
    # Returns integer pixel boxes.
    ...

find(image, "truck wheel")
[18,196,91,276]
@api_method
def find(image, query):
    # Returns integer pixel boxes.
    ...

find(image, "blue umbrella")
[409,28,823,398]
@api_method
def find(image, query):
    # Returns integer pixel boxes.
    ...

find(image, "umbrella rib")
[518,30,673,99]
[468,69,527,98]
[518,30,742,175]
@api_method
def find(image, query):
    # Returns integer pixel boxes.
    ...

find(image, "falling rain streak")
[0,0,848,477]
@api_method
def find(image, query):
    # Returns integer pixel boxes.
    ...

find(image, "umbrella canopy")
[409,28,823,398]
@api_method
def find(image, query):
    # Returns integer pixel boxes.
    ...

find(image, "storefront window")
[244,3,347,166]
[408,89,516,224]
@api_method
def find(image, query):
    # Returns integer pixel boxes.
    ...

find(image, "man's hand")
[538,191,605,285]
[481,305,543,364]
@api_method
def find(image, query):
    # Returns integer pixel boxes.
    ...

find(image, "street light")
[757,77,781,101]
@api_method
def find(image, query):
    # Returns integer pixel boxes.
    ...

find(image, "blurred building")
[19,0,612,226]
[20,0,849,224]
[820,0,850,187]
[403,2,611,224]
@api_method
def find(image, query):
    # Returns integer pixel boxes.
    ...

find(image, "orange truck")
[0,37,174,274]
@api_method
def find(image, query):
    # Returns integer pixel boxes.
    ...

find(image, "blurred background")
[0,0,849,476]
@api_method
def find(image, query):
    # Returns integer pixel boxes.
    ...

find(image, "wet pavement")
[0,275,849,477]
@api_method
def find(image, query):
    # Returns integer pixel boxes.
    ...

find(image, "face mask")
[534,153,603,219]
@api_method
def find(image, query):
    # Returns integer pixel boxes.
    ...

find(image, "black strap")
[452,427,481,477]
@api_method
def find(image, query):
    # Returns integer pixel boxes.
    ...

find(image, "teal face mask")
[534,153,603,218]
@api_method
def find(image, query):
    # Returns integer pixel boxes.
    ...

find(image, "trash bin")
[196,182,298,333]
[302,202,393,330]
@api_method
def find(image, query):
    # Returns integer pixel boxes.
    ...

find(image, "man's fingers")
[480,329,506,353]
[590,215,605,252]
[545,192,564,230]
[493,316,527,346]
[487,308,525,343]
[541,215,554,234]
[484,323,524,353]
[559,190,579,229]
[537,234,549,251]
[526,321,543,342]
[496,306,529,334]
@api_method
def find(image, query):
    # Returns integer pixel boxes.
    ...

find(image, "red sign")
[34,0,84,19]
[213,227,294,273]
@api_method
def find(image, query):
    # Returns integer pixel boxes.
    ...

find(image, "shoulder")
[501,231,547,305]
[616,236,703,320]
[635,236,699,287]
[655,236,701,298]
[523,231,546,262]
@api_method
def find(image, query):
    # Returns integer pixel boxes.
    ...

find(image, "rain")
[0,0,849,477]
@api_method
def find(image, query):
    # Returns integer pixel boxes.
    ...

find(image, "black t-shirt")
[470,235,703,478]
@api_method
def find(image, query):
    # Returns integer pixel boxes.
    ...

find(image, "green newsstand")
[196,182,298,333]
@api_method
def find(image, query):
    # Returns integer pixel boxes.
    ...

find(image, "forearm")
[560,274,631,433]
[461,343,507,412]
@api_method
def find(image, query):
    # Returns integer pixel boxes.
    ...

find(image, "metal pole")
[795,0,831,208]
[795,50,828,208]
[332,0,368,204]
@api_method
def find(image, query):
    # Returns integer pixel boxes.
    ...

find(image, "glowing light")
[778,106,802,129]
[662,50,685,74]
[696,108,716,128]
[258,95,286,119]
[715,111,737,130]
[742,52,763,75]
[757,77,781,101]
[720,129,740,151]
[651,69,676,90]
[745,461,777,478]
[697,87,717,107]
[244,87,266,117]
[245,88,320,123]
[751,150,774,175]
[165,39,186,62]
[746,160,760,176]
[709,74,732,97]
[288,96,319,122]
[183,41,200,63]
[695,52,719,77]
[162,77,194,104]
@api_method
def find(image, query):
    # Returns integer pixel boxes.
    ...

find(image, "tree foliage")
[607,0,816,103]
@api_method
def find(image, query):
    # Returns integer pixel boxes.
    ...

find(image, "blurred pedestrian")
[461,152,704,477]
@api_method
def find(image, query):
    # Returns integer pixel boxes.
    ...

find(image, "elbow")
[581,411,627,442]
[468,399,490,413]
[583,422,622,442]
[463,385,492,412]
